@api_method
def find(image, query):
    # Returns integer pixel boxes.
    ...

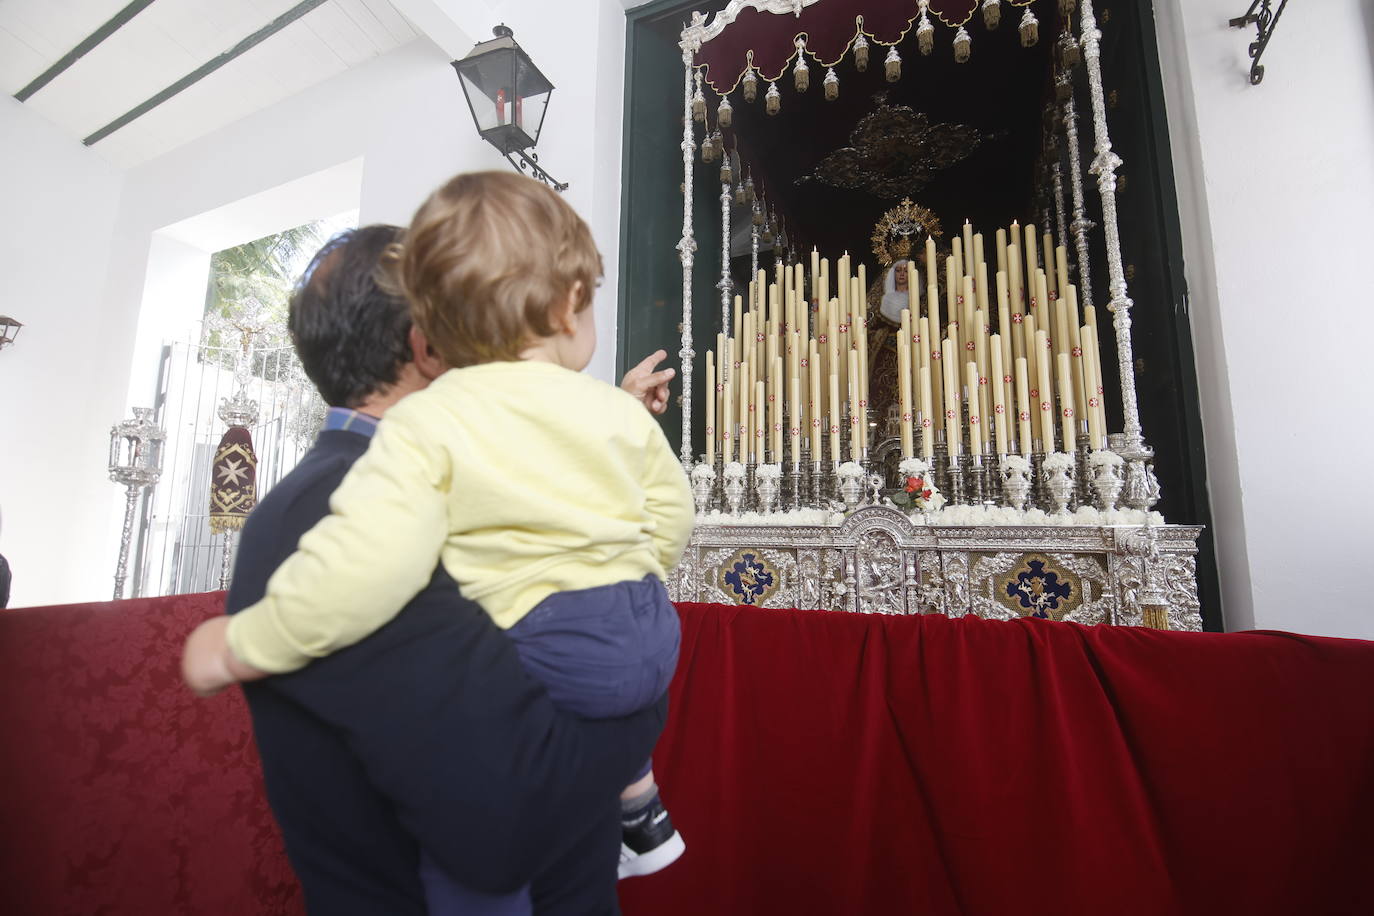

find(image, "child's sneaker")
[618,794,685,879]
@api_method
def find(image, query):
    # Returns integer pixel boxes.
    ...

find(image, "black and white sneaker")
[618,795,686,879]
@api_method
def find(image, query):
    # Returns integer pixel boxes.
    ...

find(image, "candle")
[1082,323,1107,448]
[962,276,976,366]
[907,260,919,315]
[966,361,983,457]
[739,360,751,462]
[1024,224,1039,304]
[918,363,935,460]
[962,221,974,280]
[705,352,715,465]
[1015,356,1032,457]
[755,379,767,462]
[1064,284,1087,417]
[927,260,943,416]
[1043,231,1056,300]
[976,260,990,318]
[898,315,914,459]
[1057,351,1076,451]
[1035,329,1055,453]
[1008,241,1025,363]
[838,256,850,322]
[1080,327,1102,450]
[1056,245,1069,308]
[974,308,990,447]
[1036,270,1052,350]
[809,339,822,461]
[1024,310,1039,414]
[991,337,1007,456]
[942,338,961,456]
[819,259,829,318]
[722,356,734,464]
[996,271,1014,419]
[952,237,964,291]
[827,301,840,411]
[996,228,1008,276]
[773,355,784,460]
[848,348,860,460]
[790,374,802,467]
[733,295,742,339]
[811,247,819,294]
[828,373,841,466]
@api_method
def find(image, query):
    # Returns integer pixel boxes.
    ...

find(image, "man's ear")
[409,325,446,380]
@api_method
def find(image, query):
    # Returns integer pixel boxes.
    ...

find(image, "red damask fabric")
[0,593,303,915]
[620,604,1374,916]
[4,596,1373,915]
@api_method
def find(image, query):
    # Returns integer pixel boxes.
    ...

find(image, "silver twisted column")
[1080,0,1158,506]
[677,45,699,470]
[720,180,733,337]
[1062,94,1095,304]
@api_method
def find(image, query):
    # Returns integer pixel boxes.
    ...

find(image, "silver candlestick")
[108,408,165,600]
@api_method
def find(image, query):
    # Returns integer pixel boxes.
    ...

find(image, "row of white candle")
[700,221,1112,467]
[892,221,1111,460]
[704,252,877,467]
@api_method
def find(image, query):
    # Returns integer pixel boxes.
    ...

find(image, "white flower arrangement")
[755,463,782,479]
[837,461,865,479]
[926,505,1163,527]
[697,508,847,527]
[1042,451,1076,472]
[1088,449,1125,468]
[1001,454,1031,473]
[723,461,746,479]
[691,462,717,480]
[898,457,932,478]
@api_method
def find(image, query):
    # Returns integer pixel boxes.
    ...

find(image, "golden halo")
[870,198,944,267]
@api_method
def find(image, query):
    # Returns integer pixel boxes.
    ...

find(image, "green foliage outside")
[201,213,355,380]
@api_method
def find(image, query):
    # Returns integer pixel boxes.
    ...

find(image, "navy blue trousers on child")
[420,576,680,915]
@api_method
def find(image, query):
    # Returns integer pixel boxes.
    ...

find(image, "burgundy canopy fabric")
[3,594,1372,915]
[694,0,1039,93]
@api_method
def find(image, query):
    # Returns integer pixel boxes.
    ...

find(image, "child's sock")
[620,782,659,827]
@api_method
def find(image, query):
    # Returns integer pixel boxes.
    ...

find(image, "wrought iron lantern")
[452,25,566,190]
[0,315,21,351]
[108,407,166,599]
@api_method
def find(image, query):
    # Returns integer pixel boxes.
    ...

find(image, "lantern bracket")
[503,147,569,192]
[1228,0,1289,85]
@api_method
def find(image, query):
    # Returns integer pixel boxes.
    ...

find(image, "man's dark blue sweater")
[226,428,665,914]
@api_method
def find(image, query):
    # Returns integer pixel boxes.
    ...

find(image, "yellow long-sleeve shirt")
[227,360,695,674]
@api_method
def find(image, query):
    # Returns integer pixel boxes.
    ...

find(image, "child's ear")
[556,282,584,334]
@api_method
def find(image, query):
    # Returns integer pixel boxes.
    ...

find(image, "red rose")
[922,489,933,499]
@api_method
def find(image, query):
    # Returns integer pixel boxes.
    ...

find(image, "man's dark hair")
[288,225,412,408]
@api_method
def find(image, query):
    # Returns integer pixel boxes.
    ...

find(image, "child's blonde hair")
[397,171,602,368]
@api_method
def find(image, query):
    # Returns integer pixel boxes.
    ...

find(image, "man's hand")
[181,615,269,697]
[621,349,675,415]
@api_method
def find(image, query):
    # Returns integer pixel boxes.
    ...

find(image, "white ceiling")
[1,0,420,168]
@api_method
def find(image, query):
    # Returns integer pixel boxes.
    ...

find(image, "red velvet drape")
[3,595,1372,915]
[621,604,1374,916]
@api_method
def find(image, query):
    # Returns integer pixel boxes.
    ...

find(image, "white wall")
[0,98,124,608]
[1154,0,1374,637]
[4,2,633,607]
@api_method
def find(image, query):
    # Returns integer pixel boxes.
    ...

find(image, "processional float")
[666,0,1202,629]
